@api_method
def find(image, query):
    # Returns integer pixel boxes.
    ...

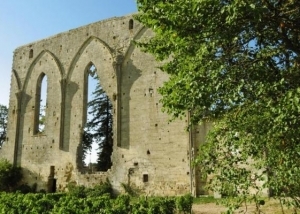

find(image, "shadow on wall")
[15,92,32,166]
[120,58,142,149]
[21,167,48,192]
[62,82,79,152]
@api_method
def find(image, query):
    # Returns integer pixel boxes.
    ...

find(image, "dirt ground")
[192,199,298,214]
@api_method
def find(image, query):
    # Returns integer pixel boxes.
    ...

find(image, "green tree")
[85,76,113,171]
[0,159,22,191]
[0,104,8,149]
[81,129,93,165]
[136,0,300,210]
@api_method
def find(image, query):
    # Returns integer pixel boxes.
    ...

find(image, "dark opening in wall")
[149,88,153,97]
[47,166,56,193]
[29,49,33,59]
[143,174,149,182]
[129,19,134,30]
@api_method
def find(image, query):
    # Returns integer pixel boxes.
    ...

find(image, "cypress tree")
[85,76,113,171]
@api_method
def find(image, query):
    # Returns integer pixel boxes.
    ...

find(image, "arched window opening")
[29,49,33,59]
[129,19,134,30]
[81,63,113,172]
[35,73,47,134]
[0,105,8,149]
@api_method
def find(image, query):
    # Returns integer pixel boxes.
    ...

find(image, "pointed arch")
[21,49,63,141]
[63,36,116,154]
[67,36,113,82]
[12,69,22,91]
[23,50,64,92]
[123,26,147,64]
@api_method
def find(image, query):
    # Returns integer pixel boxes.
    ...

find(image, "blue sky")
[0,0,137,106]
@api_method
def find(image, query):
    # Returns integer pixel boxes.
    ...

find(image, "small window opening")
[143,174,149,182]
[129,19,134,30]
[29,49,33,59]
[149,88,153,97]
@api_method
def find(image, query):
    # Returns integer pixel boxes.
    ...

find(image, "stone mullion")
[14,91,23,166]
[113,54,123,147]
[59,78,66,150]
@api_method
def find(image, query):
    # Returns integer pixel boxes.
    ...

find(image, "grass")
[192,196,300,214]
[193,196,218,204]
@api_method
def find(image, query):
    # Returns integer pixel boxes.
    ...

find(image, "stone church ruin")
[0,14,210,196]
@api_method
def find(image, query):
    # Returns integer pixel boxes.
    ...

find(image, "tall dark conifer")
[81,129,93,165]
[86,76,113,171]
[0,104,8,149]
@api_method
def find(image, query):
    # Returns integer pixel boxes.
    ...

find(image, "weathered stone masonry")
[0,14,209,196]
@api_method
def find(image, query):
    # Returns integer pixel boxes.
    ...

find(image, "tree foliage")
[0,104,8,148]
[81,129,93,164]
[0,159,22,192]
[135,0,300,211]
[84,75,113,171]
[0,189,193,214]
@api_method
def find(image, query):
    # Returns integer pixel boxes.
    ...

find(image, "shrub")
[175,194,193,214]
[0,159,22,192]
[86,180,113,197]
[0,191,194,214]
[14,183,33,194]
[67,179,113,199]
[67,184,87,198]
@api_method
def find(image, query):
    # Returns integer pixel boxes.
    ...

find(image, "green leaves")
[136,0,300,122]
[136,0,300,211]
[0,159,22,192]
[0,190,192,214]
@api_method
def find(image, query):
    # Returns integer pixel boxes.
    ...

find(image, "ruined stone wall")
[1,14,208,196]
[192,122,212,196]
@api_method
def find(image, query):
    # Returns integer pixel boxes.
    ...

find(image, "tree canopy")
[135,0,300,210]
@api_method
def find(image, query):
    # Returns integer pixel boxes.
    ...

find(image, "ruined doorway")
[47,166,57,193]
[52,179,57,193]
